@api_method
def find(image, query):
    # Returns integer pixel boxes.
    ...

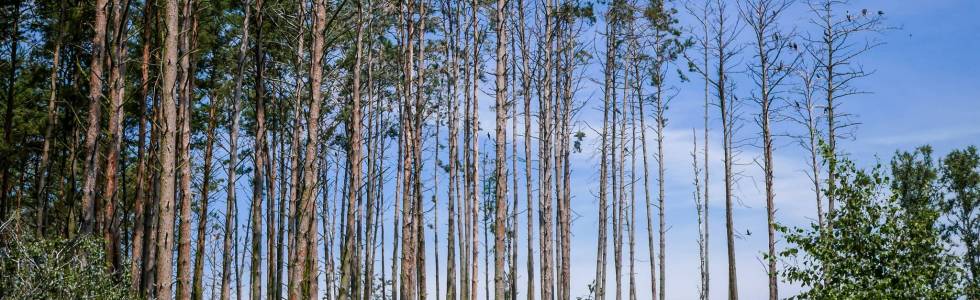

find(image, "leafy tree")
[780,147,960,299]
[939,146,980,298]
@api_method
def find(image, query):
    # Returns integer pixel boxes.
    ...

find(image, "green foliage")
[780,147,961,299]
[939,146,980,298]
[0,227,136,300]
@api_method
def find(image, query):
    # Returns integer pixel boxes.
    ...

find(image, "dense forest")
[0,0,977,299]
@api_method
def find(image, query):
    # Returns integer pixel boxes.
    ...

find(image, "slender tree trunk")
[131,0,155,292]
[193,99,219,300]
[154,0,181,297]
[516,1,535,298]
[442,0,460,298]
[538,1,555,299]
[176,0,197,297]
[596,2,617,298]
[221,2,250,299]
[80,0,110,234]
[654,62,667,300]
[249,0,267,297]
[636,48,657,300]
[102,0,131,273]
[340,3,365,298]
[493,0,509,298]
[37,3,65,235]
[286,0,306,296]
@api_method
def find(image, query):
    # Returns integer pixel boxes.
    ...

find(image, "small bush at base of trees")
[0,221,135,300]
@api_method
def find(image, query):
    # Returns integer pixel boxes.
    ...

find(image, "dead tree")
[738,0,798,298]
[804,0,885,226]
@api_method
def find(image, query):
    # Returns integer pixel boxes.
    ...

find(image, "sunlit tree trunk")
[154,0,181,297]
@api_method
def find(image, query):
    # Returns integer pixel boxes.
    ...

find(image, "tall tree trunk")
[295,0,327,297]
[221,1,250,299]
[637,41,657,300]
[493,0,509,298]
[286,0,306,296]
[249,0,267,297]
[596,2,616,299]
[102,0,131,273]
[131,0,155,292]
[516,2,535,298]
[538,1,554,299]
[340,2,365,298]
[80,0,110,234]
[37,2,65,235]
[193,99,219,300]
[154,0,181,298]
[176,0,197,297]
[443,0,462,297]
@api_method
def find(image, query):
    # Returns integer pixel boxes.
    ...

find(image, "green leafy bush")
[0,227,136,300]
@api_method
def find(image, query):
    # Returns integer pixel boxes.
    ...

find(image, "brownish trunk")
[340,2,365,298]
[154,0,181,298]
[193,98,219,300]
[130,0,155,292]
[294,0,327,297]
[176,0,197,297]
[80,0,110,234]
[249,0,267,298]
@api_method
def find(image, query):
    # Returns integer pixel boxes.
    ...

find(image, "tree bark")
[154,0,181,298]
[176,0,197,297]
[493,0,509,298]
[80,0,110,234]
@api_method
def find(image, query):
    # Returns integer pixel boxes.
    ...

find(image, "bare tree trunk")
[712,2,739,298]
[80,0,109,234]
[739,1,795,298]
[193,98,219,300]
[131,0,155,292]
[102,0,132,273]
[596,2,617,299]
[516,1,535,298]
[221,2,250,299]
[36,1,66,236]
[442,0,462,298]
[154,0,181,297]
[340,3,366,298]
[176,0,198,297]
[493,0,509,298]
[538,1,555,299]
[286,0,306,297]
[249,0,267,297]
[633,41,658,300]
